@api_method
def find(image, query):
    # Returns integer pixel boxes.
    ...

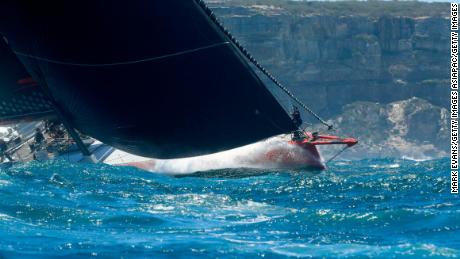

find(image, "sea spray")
[151,134,322,174]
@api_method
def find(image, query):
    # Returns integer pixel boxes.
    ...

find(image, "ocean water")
[0,158,458,258]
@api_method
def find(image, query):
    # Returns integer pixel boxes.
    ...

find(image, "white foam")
[370,163,400,169]
[401,156,434,162]
[152,134,297,174]
[0,179,12,186]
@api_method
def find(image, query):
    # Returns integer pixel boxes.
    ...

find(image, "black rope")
[195,0,333,131]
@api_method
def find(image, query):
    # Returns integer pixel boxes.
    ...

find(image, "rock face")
[317,97,449,160]
[211,1,449,117]
[209,1,449,158]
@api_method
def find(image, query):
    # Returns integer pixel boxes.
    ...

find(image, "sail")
[0,1,297,158]
[0,39,54,125]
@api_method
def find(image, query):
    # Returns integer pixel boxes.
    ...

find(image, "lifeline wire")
[13,42,230,67]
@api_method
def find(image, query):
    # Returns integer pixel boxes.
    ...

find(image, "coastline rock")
[211,1,449,117]
[315,97,448,160]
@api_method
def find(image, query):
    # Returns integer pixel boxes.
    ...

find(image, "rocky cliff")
[209,1,449,159]
[316,97,449,159]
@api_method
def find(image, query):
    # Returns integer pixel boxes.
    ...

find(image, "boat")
[0,1,357,172]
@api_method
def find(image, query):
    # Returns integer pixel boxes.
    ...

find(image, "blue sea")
[0,158,458,258]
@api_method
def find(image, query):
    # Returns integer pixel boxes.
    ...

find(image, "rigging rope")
[13,42,230,67]
[195,0,333,131]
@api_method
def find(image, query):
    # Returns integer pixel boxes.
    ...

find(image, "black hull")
[0,1,296,158]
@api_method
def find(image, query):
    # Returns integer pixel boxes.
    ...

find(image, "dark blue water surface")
[0,158,458,258]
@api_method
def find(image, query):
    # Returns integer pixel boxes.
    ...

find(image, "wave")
[0,157,457,258]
